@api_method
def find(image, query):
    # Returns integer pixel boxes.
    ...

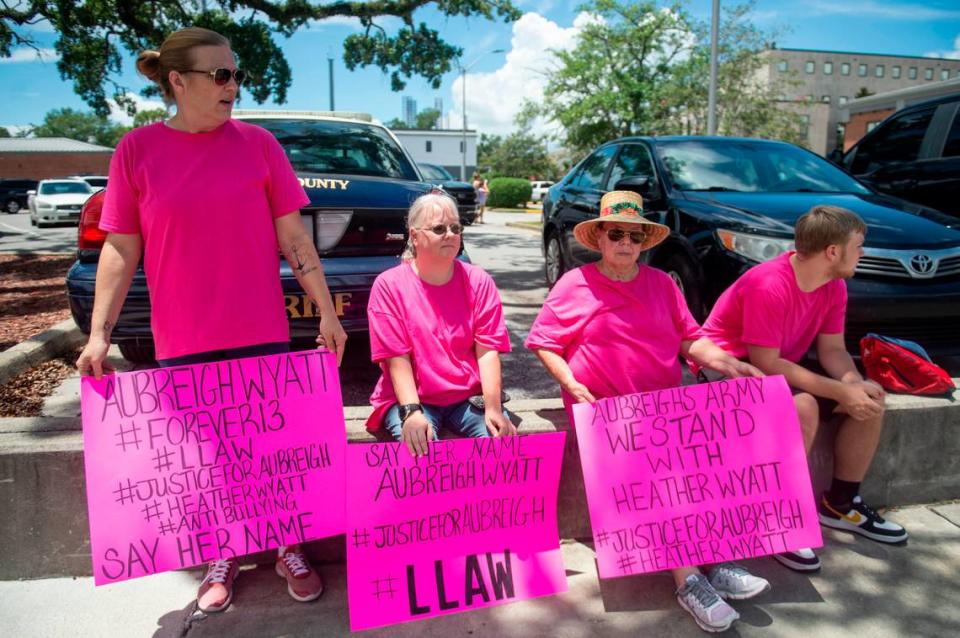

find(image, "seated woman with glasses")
[365,191,516,455]
[526,190,769,633]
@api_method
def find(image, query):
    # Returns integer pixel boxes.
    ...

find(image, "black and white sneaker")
[773,548,821,572]
[819,495,908,544]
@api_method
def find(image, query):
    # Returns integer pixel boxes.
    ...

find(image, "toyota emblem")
[909,254,934,275]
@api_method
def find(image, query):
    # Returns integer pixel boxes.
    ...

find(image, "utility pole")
[328,57,335,111]
[708,0,720,135]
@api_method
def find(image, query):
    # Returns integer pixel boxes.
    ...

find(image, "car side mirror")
[614,176,661,203]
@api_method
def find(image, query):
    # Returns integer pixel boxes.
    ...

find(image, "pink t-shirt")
[525,263,701,414]
[366,260,511,430]
[99,120,309,360]
[701,251,847,363]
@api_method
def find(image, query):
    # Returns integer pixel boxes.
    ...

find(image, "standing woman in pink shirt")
[75,27,346,612]
[526,191,766,633]
[365,191,516,454]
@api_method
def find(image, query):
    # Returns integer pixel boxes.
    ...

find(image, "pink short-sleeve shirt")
[99,120,309,360]
[525,263,701,413]
[366,260,511,430]
[701,252,847,363]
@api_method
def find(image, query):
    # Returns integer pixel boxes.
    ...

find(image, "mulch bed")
[0,254,74,351]
[0,348,79,417]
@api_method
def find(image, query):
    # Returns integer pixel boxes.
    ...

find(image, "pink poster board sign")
[80,350,347,585]
[346,432,568,631]
[572,375,822,578]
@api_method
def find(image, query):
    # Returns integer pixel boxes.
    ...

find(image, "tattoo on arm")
[290,242,318,277]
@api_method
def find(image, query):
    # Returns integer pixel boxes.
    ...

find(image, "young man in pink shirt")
[702,205,907,572]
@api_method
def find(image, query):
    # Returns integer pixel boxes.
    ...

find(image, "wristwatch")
[398,403,424,423]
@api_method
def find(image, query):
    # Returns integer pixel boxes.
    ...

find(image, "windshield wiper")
[687,186,743,192]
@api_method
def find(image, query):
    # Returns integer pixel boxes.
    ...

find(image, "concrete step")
[2,506,960,638]
[1,392,959,580]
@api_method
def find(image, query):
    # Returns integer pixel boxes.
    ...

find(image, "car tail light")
[300,210,354,251]
[78,190,108,251]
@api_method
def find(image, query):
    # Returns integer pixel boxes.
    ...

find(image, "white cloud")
[808,0,960,20]
[107,92,169,126]
[450,12,601,138]
[0,47,59,64]
[0,124,31,136]
[925,34,960,60]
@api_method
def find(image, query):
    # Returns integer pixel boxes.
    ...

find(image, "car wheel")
[659,252,705,321]
[4,199,20,214]
[545,233,566,287]
[119,343,157,364]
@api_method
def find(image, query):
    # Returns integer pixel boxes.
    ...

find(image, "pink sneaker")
[197,559,239,613]
[276,548,324,602]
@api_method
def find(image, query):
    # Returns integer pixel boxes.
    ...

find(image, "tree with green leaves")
[133,107,169,128]
[1,1,521,117]
[29,107,129,147]
[415,108,441,129]
[0,126,10,138]
[478,130,558,180]
[534,0,804,155]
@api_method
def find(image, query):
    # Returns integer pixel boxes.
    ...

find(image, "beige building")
[758,48,960,155]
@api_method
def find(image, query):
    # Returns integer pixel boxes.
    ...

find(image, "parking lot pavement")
[0,212,76,253]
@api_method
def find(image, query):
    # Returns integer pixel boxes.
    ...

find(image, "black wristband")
[398,403,423,423]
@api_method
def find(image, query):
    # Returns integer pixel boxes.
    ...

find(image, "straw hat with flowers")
[573,190,670,252]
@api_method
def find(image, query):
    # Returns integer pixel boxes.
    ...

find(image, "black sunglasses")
[605,228,647,244]
[184,68,247,86]
[421,223,463,236]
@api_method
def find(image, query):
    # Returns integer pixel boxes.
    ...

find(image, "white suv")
[530,180,554,202]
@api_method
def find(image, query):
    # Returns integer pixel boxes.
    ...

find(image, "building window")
[858,63,868,77]
[838,96,848,106]
[908,67,918,79]
[892,65,901,79]
[841,62,850,76]
[805,61,815,74]
[822,95,831,103]
[925,68,934,80]
[425,141,432,152]
[866,121,880,133]
[799,114,811,138]
[875,64,884,78]
[459,141,465,152]
[823,61,833,75]
[942,69,950,81]
[777,60,788,72]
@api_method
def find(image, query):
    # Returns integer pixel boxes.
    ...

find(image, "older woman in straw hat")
[526,190,768,633]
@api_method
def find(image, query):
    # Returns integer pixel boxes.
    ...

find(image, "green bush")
[487,177,532,208]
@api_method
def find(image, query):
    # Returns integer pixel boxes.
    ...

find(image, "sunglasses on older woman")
[421,223,463,236]
[605,228,647,244]
[184,67,247,86]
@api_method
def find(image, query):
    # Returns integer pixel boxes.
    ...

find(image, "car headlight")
[716,229,794,263]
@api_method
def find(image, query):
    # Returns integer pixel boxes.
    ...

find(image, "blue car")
[67,111,439,363]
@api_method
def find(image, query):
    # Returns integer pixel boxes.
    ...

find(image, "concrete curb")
[0,318,84,387]
[504,222,543,233]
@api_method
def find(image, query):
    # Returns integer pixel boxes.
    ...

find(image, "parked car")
[67,111,444,363]
[28,179,94,226]
[70,175,109,192]
[0,178,39,214]
[530,180,555,202]
[542,136,960,357]
[417,162,478,225]
[835,92,960,218]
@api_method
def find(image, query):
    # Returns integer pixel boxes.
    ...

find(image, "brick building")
[758,48,960,155]
[0,138,112,179]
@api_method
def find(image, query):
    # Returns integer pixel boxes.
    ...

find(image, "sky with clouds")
[1,0,959,136]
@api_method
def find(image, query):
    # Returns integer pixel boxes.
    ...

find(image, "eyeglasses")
[184,68,247,86]
[605,228,647,244]
[421,223,463,236]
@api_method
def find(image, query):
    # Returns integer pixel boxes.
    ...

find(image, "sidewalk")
[2,503,958,637]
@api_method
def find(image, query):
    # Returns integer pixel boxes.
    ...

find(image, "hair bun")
[135,50,162,82]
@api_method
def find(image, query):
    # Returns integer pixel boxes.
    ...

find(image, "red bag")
[860,334,956,396]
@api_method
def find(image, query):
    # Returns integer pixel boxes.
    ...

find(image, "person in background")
[472,172,488,224]
[75,26,347,613]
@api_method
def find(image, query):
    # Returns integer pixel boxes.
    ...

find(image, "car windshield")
[39,181,92,195]
[419,164,454,181]
[248,118,418,180]
[656,140,871,194]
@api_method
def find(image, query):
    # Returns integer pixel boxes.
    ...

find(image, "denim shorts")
[157,341,290,368]
[382,399,511,441]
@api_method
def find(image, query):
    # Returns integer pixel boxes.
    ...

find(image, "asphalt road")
[0,210,77,253]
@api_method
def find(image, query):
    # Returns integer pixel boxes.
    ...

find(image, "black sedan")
[417,162,478,225]
[542,136,960,357]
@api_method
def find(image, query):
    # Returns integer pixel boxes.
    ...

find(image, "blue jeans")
[383,400,510,441]
[157,341,290,367]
